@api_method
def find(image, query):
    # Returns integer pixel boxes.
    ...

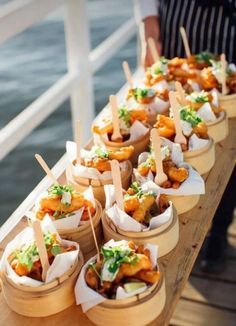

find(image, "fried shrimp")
[154,115,176,138]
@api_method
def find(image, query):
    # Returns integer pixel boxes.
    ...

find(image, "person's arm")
[133,0,161,68]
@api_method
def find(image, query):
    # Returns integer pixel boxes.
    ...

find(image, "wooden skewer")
[169,91,187,145]
[75,120,81,164]
[151,128,168,186]
[110,160,124,211]
[122,61,133,89]
[148,37,160,62]
[109,95,122,142]
[220,53,227,95]
[175,81,187,106]
[32,219,50,282]
[180,26,191,58]
[88,208,100,263]
[35,154,59,184]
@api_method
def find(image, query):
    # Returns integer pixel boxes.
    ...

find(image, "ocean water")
[0,0,137,225]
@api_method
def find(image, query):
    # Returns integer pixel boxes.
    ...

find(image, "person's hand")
[141,16,162,69]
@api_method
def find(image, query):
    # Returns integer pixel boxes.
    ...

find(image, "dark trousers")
[211,166,236,238]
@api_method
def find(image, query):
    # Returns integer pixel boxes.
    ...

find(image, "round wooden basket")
[207,111,229,143]
[58,200,103,257]
[184,137,215,175]
[166,194,200,215]
[219,93,236,118]
[102,126,151,164]
[85,264,166,326]
[0,252,84,317]
[67,161,132,207]
[102,206,179,257]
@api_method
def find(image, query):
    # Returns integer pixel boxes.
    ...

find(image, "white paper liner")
[97,119,149,144]
[139,138,184,166]
[134,162,205,196]
[0,215,80,287]
[75,240,158,312]
[33,186,96,230]
[188,134,210,152]
[126,95,169,115]
[197,102,217,122]
[66,141,128,181]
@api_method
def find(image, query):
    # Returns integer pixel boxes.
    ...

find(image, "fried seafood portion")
[85,241,160,299]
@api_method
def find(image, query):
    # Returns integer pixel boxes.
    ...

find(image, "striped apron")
[158,0,236,62]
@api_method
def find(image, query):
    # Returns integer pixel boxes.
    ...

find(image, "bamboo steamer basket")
[0,252,84,317]
[58,200,103,257]
[102,125,151,164]
[207,111,228,143]
[166,194,200,215]
[102,206,179,257]
[219,93,236,118]
[85,264,166,326]
[67,160,132,207]
[183,137,215,175]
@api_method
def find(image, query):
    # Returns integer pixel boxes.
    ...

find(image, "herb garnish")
[15,233,61,272]
[101,245,139,275]
[94,147,109,159]
[188,91,209,103]
[133,88,149,100]
[195,51,215,64]
[48,184,73,206]
[118,106,131,127]
[180,106,203,127]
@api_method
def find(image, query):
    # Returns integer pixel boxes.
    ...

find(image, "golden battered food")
[92,106,147,138]
[10,232,76,281]
[36,184,95,221]
[85,240,160,299]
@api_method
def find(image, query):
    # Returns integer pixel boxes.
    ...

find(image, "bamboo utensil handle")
[35,154,58,184]
[220,53,227,95]
[180,26,191,58]
[111,159,124,211]
[151,129,168,186]
[169,91,187,145]
[175,81,187,106]
[32,220,50,282]
[122,61,133,89]
[88,208,100,262]
[109,95,122,142]
[75,120,81,164]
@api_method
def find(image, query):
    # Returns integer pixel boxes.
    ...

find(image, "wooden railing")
[0,0,136,160]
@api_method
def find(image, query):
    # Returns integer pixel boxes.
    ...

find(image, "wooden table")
[0,115,235,325]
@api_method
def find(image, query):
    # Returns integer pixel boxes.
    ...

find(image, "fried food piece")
[168,57,187,68]
[130,108,148,122]
[200,67,219,90]
[108,146,134,161]
[166,166,189,183]
[132,194,156,223]
[192,122,208,139]
[84,157,111,172]
[159,194,170,213]
[137,162,150,177]
[92,119,113,135]
[115,253,152,282]
[39,193,85,215]
[154,115,176,138]
[227,73,236,93]
[85,262,102,290]
[124,196,140,213]
[135,269,161,284]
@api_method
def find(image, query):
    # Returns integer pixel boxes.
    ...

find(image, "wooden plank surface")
[170,300,236,326]
[0,116,235,326]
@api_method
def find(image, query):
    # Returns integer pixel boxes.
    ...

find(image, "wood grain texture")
[0,119,235,326]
